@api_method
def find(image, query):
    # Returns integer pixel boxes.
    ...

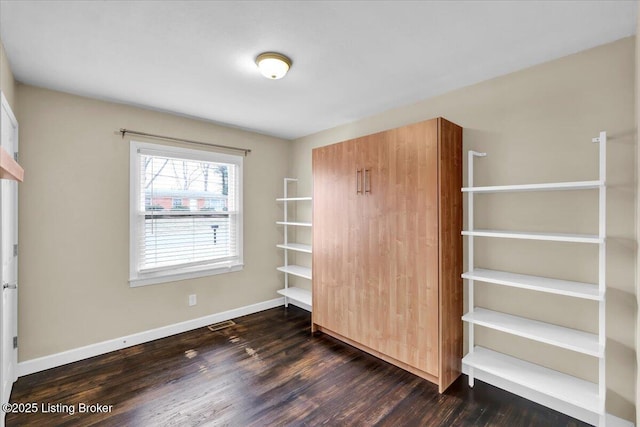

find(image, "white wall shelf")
[277,286,312,310]
[463,308,601,357]
[463,346,600,412]
[461,230,602,244]
[277,265,312,280]
[462,269,601,301]
[276,221,312,227]
[276,243,312,253]
[277,197,312,202]
[462,180,601,193]
[462,132,607,426]
[276,178,312,312]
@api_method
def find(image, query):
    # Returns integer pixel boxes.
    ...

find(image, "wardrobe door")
[377,120,440,375]
[348,133,379,349]
[312,138,361,337]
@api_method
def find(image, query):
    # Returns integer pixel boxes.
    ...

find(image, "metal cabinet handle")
[364,169,371,194]
[2,283,16,290]
[356,169,362,194]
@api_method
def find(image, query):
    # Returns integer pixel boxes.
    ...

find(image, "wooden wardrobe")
[312,117,463,392]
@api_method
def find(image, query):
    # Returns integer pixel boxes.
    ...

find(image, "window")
[130,141,243,287]
[204,197,226,211]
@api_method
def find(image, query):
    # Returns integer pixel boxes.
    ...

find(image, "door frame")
[0,90,19,416]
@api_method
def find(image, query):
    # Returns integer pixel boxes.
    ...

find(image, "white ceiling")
[0,1,636,140]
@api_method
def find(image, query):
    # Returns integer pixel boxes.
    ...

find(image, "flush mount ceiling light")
[255,52,291,80]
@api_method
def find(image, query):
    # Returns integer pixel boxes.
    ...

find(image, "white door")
[0,92,18,413]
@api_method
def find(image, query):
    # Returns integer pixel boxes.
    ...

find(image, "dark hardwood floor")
[7,307,588,426]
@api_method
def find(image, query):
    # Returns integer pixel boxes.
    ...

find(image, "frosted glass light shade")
[256,52,291,80]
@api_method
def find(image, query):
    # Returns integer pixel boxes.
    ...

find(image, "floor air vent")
[207,320,236,332]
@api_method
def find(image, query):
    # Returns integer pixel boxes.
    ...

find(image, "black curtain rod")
[118,128,251,156]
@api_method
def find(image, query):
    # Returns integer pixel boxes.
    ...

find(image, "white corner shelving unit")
[462,132,607,426]
[276,178,312,311]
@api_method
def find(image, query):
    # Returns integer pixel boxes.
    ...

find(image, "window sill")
[129,263,244,287]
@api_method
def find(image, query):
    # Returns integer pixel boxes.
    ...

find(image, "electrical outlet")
[188,294,197,306]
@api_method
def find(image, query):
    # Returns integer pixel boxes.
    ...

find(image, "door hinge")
[13,244,18,257]
[13,336,17,349]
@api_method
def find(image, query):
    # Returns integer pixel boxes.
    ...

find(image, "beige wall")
[636,4,640,425]
[16,85,291,361]
[0,39,17,113]
[292,37,636,421]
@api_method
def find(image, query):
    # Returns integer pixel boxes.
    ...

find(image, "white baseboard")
[462,365,634,427]
[18,297,285,377]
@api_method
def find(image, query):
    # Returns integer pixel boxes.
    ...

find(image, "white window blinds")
[130,141,243,286]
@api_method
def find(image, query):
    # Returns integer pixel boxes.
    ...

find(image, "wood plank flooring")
[7,307,588,426]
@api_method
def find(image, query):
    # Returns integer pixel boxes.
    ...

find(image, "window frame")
[129,141,244,287]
